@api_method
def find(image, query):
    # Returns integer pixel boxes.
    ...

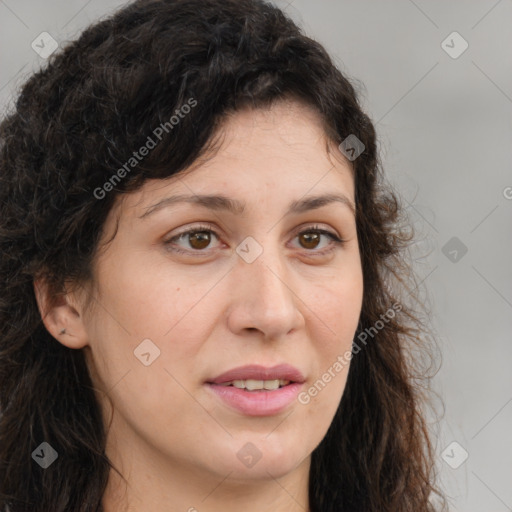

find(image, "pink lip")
[205,364,305,417]
[207,364,305,384]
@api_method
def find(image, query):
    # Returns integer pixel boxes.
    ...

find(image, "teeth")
[220,379,291,390]
[263,380,280,390]
[239,379,263,390]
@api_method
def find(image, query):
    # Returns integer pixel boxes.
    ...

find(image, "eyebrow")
[138,192,356,219]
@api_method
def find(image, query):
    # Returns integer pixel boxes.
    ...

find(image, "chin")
[223,435,310,480]
[224,457,304,482]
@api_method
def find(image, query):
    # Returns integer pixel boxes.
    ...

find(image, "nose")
[226,244,305,340]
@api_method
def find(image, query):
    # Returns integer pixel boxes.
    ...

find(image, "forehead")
[117,99,355,217]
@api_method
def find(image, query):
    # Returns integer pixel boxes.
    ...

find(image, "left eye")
[164,224,345,256]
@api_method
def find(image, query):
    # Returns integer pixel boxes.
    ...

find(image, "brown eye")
[188,231,212,250]
[299,232,321,250]
[165,224,345,257]
[290,226,345,256]
[164,224,221,255]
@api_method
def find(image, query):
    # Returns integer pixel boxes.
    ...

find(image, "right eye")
[163,224,223,255]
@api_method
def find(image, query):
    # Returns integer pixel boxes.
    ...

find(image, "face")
[44,99,363,491]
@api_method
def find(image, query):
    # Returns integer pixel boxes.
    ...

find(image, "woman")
[0,0,446,510]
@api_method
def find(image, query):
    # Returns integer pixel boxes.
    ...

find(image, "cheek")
[301,271,362,409]
[85,255,213,397]
[95,249,213,344]
[309,268,363,346]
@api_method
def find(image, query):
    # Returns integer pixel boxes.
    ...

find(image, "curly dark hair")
[0,0,446,510]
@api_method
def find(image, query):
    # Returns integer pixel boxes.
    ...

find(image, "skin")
[35,99,364,512]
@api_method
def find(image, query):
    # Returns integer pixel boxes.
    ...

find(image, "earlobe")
[33,278,90,349]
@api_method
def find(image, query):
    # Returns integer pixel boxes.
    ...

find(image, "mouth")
[206,363,305,386]
[205,364,305,416]
[215,378,292,391]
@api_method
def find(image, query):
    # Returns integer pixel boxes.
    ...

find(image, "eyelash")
[164,223,346,257]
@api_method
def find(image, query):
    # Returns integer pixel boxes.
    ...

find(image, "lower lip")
[206,382,303,416]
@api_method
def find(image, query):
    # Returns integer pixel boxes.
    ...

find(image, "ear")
[33,278,90,349]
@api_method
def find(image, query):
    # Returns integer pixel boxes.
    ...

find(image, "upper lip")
[207,364,305,384]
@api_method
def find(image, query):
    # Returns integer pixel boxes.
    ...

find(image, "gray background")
[1,1,511,510]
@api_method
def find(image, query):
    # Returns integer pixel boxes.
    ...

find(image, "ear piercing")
[60,328,66,335]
